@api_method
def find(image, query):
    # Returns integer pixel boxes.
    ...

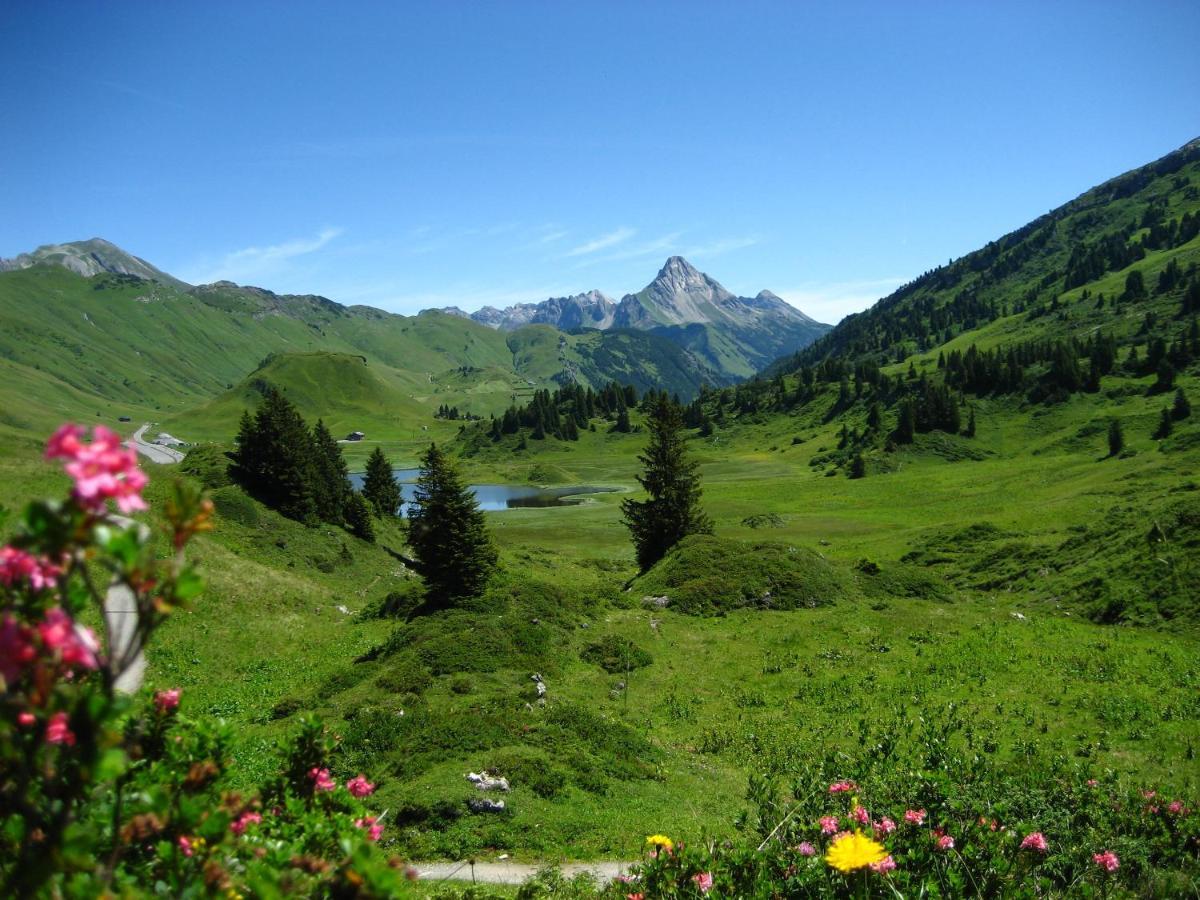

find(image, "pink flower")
[178,835,194,857]
[355,816,384,841]
[230,810,262,836]
[828,780,857,794]
[1093,850,1119,872]
[346,774,376,797]
[692,872,713,893]
[17,711,36,727]
[309,767,336,792]
[1021,832,1048,853]
[853,805,871,825]
[904,808,926,826]
[1167,801,1185,816]
[45,711,75,746]
[870,855,896,873]
[0,546,61,591]
[796,841,816,857]
[0,615,37,683]
[1142,790,1157,800]
[45,424,148,514]
[627,894,644,900]
[819,815,840,834]
[39,608,99,671]
[154,688,182,714]
[1086,779,1099,787]
[875,817,896,835]
[936,834,955,851]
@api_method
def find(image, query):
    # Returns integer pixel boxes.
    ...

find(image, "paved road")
[128,424,184,464]
[413,860,634,885]
[105,515,147,694]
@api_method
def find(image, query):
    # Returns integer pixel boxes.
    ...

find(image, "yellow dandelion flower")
[825,831,888,873]
[645,834,674,852]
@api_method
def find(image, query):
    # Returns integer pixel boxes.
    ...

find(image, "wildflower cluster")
[0,424,411,896]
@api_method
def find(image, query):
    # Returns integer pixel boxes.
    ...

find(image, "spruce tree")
[1172,388,1191,421]
[894,400,916,445]
[310,419,350,523]
[407,443,497,604]
[1154,408,1173,440]
[1107,419,1124,457]
[614,406,632,434]
[849,453,866,479]
[965,408,977,438]
[362,446,402,517]
[345,492,375,543]
[621,395,712,572]
[229,387,318,522]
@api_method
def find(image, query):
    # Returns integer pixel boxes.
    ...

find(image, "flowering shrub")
[0,425,409,896]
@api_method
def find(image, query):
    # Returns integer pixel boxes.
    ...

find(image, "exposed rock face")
[432,256,831,375]
[0,238,189,288]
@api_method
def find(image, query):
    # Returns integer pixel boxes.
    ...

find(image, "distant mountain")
[429,257,830,378]
[0,238,189,289]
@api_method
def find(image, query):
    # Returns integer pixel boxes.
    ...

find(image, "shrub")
[580,634,653,673]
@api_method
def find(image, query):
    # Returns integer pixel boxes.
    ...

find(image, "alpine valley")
[3,136,1200,898]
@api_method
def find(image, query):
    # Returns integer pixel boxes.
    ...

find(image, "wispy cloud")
[682,236,759,257]
[565,227,636,257]
[182,227,343,285]
[777,276,907,325]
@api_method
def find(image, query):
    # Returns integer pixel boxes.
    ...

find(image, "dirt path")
[412,860,634,885]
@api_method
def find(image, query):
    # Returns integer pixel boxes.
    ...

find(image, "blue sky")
[2,1,1197,324]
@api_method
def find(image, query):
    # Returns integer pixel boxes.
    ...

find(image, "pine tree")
[362,446,402,517]
[965,408,977,438]
[614,406,632,434]
[1172,388,1191,421]
[621,395,712,571]
[407,443,497,604]
[1107,419,1124,457]
[344,492,375,543]
[310,419,350,523]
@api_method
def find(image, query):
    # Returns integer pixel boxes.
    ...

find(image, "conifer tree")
[1154,408,1173,440]
[1107,419,1124,457]
[621,395,712,571]
[407,443,497,604]
[344,492,375,543]
[310,419,350,523]
[362,446,401,517]
[1172,387,1191,421]
[229,387,318,522]
[614,406,632,434]
[894,400,916,445]
[849,453,866,479]
[965,408,977,438]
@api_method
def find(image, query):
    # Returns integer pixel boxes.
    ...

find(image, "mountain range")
[432,256,830,377]
[0,246,831,442]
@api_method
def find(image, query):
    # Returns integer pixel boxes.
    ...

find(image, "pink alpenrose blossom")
[1093,851,1119,872]
[355,816,384,841]
[828,780,857,794]
[1021,832,1049,853]
[692,872,713,893]
[45,711,75,746]
[875,817,897,835]
[17,711,36,727]
[230,811,262,836]
[870,855,897,873]
[904,808,926,826]
[346,774,376,797]
[852,805,871,825]
[154,688,182,713]
[0,546,62,591]
[45,424,148,514]
[819,816,840,834]
[39,608,100,671]
[0,615,37,684]
[936,834,955,851]
[178,835,195,857]
[309,767,336,792]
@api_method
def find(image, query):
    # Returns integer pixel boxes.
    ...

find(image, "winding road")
[128,423,184,464]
